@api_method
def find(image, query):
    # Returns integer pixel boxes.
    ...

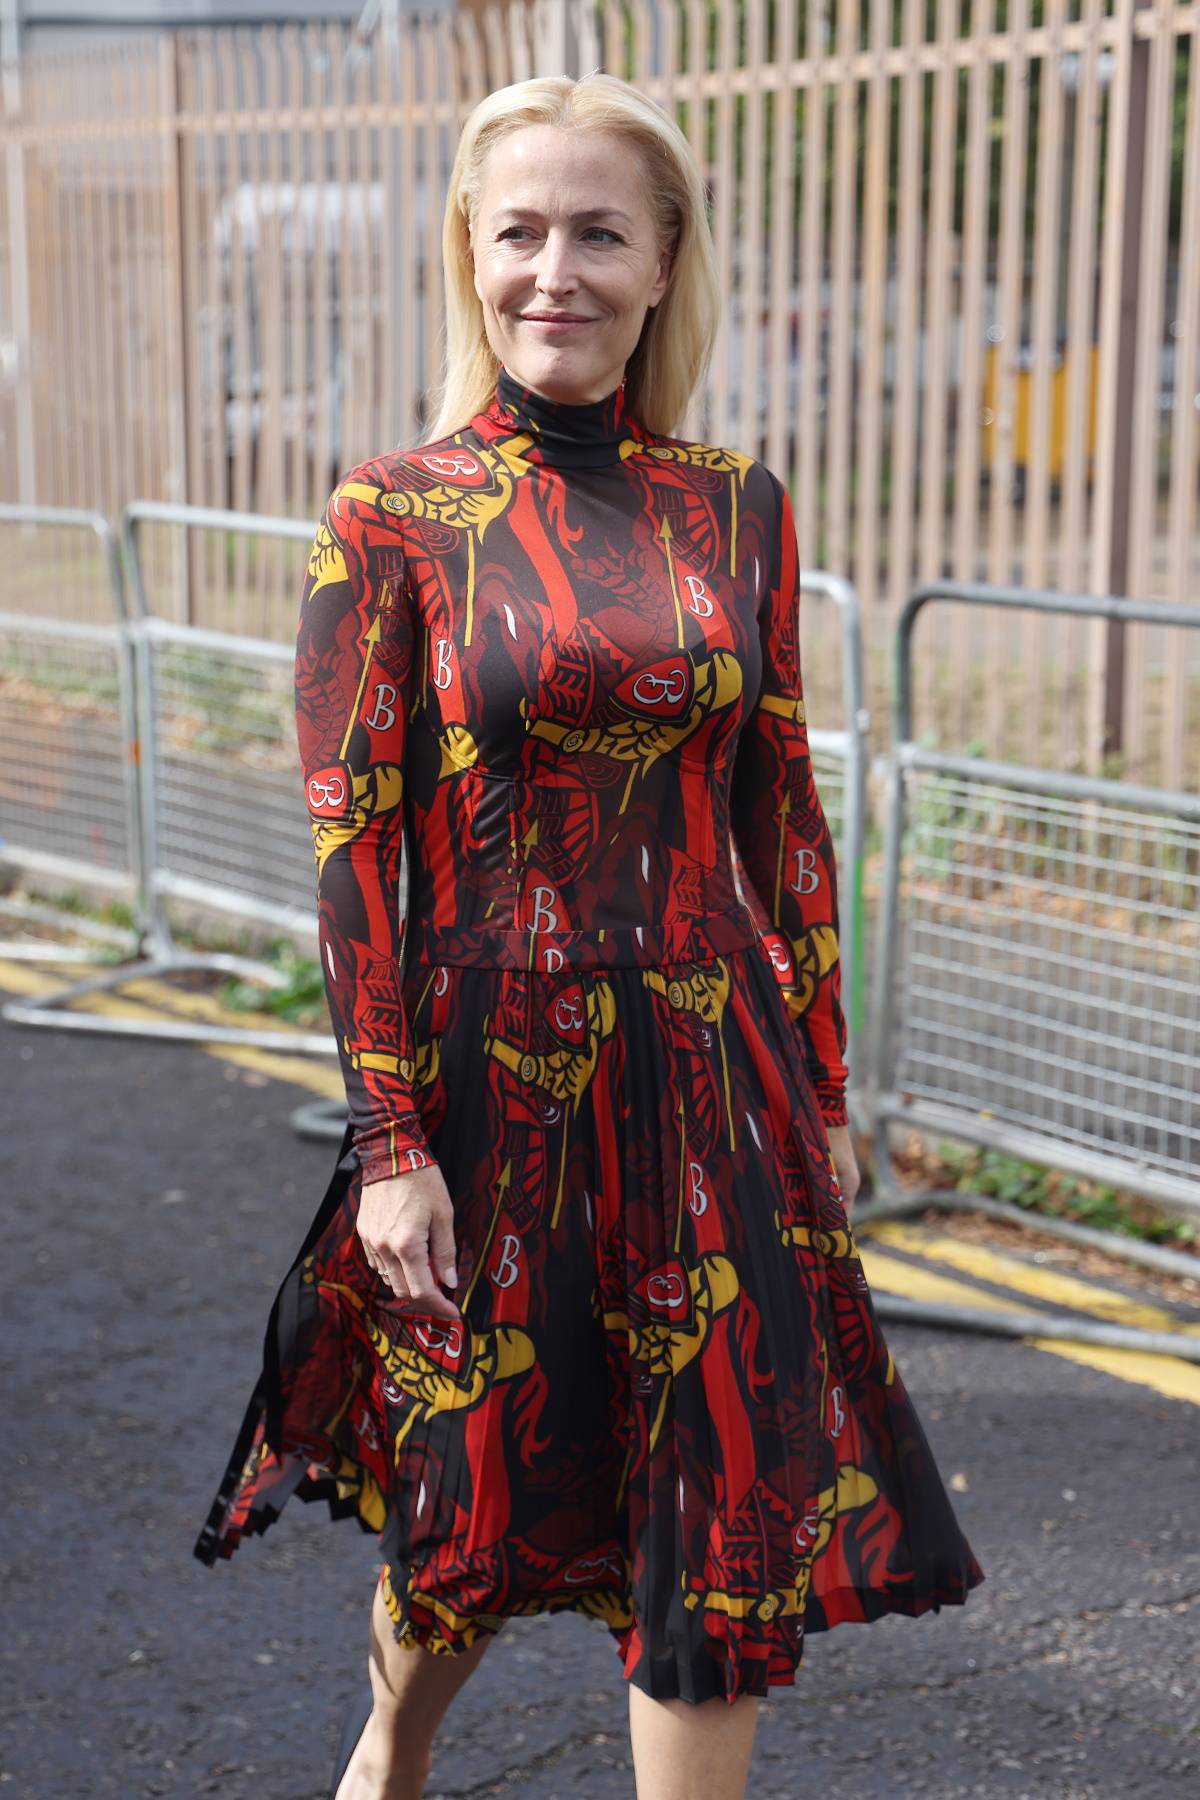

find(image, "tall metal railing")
[859,579,1200,1360]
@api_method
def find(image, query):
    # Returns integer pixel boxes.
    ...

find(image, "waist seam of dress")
[405,903,765,971]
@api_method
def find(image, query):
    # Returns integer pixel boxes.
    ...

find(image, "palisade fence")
[0,0,1198,789]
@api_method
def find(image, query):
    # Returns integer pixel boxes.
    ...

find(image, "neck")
[482,362,632,469]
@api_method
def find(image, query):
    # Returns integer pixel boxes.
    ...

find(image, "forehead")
[479,124,648,212]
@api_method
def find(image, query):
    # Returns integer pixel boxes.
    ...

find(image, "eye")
[495,225,622,244]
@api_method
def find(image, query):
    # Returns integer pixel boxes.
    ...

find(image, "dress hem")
[194,1376,985,1706]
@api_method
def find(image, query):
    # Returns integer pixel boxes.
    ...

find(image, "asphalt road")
[0,1021,1196,1800]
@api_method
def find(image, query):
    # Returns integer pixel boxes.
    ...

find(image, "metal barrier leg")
[0,896,139,964]
[290,1097,350,1141]
[1,950,338,1055]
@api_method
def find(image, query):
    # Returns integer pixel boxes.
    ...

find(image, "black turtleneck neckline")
[483,362,633,469]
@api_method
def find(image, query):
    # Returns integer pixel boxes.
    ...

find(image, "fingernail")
[446,1266,457,1285]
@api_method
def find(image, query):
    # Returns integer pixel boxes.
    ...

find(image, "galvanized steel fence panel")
[137,618,317,938]
[0,504,141,963]
[2,502,337,1054]
[798,571,869,1128]
[870,581,1200,1219]
[0,613,139,902]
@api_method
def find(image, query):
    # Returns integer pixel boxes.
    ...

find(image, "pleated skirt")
[193,910,984,1703]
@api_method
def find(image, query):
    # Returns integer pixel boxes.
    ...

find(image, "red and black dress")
[193,363,984,1704]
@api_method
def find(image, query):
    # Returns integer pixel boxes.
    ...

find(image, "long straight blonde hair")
[422,71,721,446]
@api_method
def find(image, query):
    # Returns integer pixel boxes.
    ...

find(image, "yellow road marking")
[4,957,1199,1404]
[122,974,312,1036]
[859,1247,1200,1409]
[866,1220,1200,1339]
[0,957,343,1100]
[1018,1341,1200,1408]
[859,1248,1022,1318]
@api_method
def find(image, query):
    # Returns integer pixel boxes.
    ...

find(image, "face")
[470,123,673,405]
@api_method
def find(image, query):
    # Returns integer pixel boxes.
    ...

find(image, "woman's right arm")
[296,473,460,1316]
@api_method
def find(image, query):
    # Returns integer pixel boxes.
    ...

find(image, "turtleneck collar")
[482,362,632,469]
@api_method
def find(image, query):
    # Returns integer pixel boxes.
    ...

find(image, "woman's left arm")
[729,469,859,1207]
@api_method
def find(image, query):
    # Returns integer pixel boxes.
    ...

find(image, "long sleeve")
[729,470,850,1129]
[294,472,434,1183]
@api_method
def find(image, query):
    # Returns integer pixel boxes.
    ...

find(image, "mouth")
[520,314,596,326]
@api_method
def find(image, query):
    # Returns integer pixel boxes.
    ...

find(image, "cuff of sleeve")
[812,1081,849,1129]
[354,1113,434,1185]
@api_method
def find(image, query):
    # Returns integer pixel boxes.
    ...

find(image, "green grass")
[933,1137,1199,1251]
[217,937,327,1026]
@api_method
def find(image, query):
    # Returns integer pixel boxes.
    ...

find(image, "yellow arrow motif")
[673,1090,690,1254]
[657,515,686,648]
[461,1157,513,1313]
[772,786,790,923]
[464,529,477,647]
[339,613,384,761]
[729,470,738,575]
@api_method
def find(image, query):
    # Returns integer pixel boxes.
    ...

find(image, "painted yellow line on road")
[865,1220,1200,1339]
[6,957,1198,1404]
[122,974,310,1036]
[0,957,343,1101]
[1020,1340,1200,1408]
[860,1247,1200,1408]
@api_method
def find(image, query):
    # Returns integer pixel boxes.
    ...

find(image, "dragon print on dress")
[194,364,983,1704]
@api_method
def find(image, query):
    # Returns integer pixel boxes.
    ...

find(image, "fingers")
[356,1168,460,1319]
[427,1212,459,1295]
[396,1235,461,1321]
[361,1230,460,1320]
[364,1245,405,1291]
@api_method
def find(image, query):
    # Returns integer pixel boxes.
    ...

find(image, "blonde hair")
[422,71,720,445]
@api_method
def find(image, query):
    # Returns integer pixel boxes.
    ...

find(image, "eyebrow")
[492,206,634,226]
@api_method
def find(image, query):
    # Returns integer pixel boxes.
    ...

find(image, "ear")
[650,246,672,308]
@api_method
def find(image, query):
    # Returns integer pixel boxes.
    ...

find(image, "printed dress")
[193,363,984,1704]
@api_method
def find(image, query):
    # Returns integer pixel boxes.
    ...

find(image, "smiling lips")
[521,313,595,324]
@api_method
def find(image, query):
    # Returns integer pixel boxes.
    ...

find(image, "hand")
[824,1123,861,1213]
[357,1162,461,1322]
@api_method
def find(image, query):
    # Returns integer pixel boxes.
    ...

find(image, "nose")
[532,227,580,299]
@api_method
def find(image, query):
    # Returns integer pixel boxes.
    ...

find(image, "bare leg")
[628,1684,760,1800]
[335,1569,499,1800]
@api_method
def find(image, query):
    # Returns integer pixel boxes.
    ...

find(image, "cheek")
[474,256,520,308]
[598,260,661,312]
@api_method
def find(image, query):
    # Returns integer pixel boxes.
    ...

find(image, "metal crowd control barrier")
[796,569,869,1128]
[2,501,339,1054]
[860,579,1200,1360]
[0,504,141,964]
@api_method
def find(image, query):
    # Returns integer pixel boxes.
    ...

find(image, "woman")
[194,70,983,1800]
